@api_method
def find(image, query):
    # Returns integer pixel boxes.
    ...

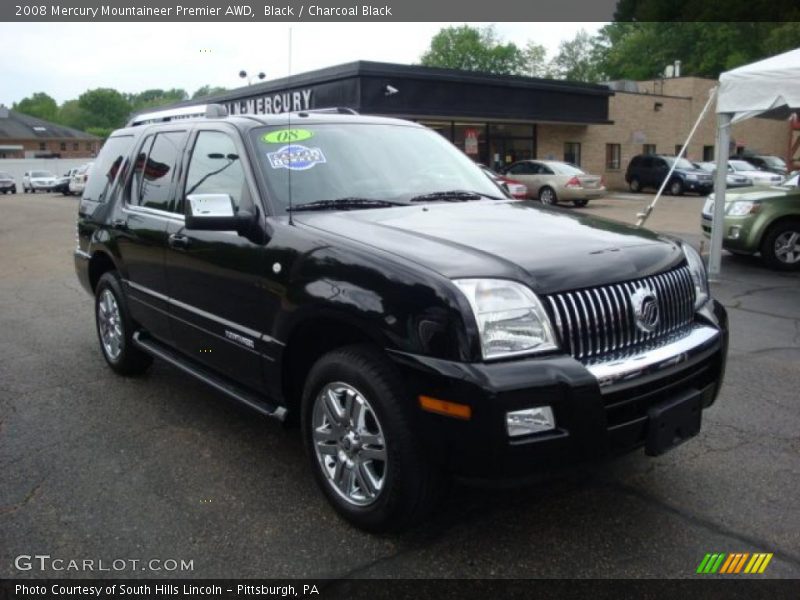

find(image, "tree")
[551,29,604,82]
[13,92,58,122]
[77,88,131,130]
[594,22,800,81]
[522,42,553,78]
[420,25,526,75]
[57,99,91,131]
[126,88,188,111]
[192,85,228,99]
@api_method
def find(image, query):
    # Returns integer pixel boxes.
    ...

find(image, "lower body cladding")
[388,300,728,480]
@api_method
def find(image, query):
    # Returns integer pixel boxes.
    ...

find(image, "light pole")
[239,70,266,86]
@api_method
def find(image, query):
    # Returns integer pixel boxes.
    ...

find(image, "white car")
[727,159,784,186]
[22,170,57,193]
[69,162,94,195]
[694,161,752,188]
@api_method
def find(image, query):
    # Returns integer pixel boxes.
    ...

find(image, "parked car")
[75,106,728,531]
[478,164,527,199]
[701,172,800,270]
[22,170,57,193]
[625,154,713,195]
[727,159,784,186]
[502,159,606,206]
[0,172,16,194]
[53,167,81,195]
[69,162,94,195]
[733,154,787,176]
[693,161,752,188]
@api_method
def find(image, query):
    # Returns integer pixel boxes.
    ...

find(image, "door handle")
[168,233,190,249]
[111,219,128,231]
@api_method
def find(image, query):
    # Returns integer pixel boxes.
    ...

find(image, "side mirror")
[184,193,256,236]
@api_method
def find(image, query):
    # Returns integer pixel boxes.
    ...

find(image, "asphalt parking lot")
[1,191,798,579]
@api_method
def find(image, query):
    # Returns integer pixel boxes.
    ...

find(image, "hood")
[710,185,798,203]
[295,201,684,294]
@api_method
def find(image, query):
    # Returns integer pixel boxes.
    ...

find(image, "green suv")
[701,172,800,270]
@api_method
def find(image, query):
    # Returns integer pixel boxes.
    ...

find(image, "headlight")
[727,201,760,216]
[453,279,557,360]
[682,244,709,309]
[686,174,697,181]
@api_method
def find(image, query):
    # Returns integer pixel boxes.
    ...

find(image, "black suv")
[626,154,713,195]
[75,106,728,531]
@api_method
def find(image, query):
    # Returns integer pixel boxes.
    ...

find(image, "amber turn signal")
[418,395,472,420]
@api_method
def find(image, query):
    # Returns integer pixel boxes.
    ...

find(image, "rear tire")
[669,179,684,196]
[95,272,153,375]
[760,220,800,271]
[629,177,642,193]
[301,344,445,532]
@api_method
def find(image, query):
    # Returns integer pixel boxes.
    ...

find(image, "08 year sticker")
[267,144,326,171]
[262,129,314,144]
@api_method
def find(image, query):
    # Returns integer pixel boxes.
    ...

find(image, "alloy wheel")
[774,231,800,264]
[97,288,123,361]
[311,382,388,507]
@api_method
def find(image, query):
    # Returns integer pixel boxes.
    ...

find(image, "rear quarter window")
[82,135,135,203]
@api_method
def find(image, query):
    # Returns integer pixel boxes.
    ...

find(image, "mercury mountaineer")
[74,104,728,531]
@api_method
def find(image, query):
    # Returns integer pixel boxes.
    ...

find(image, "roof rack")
[126,104,228,127]
[296,107,359,116]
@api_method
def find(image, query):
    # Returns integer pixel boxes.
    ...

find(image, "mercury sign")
[226,89,313,115]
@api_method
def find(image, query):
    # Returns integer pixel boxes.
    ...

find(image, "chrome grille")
[546,265,696,362]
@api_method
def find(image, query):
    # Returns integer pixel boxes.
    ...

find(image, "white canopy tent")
[708,48,800,279]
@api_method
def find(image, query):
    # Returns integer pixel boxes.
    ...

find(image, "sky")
[0,22,604,106]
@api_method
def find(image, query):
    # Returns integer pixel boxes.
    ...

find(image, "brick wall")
[537,77,789,190]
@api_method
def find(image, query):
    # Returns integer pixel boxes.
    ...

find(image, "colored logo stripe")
[697,553,773,574]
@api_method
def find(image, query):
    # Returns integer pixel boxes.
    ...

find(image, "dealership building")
[172,61,789,190]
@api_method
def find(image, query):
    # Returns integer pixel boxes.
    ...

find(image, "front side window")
[183,131,246,214]
[250,123,502,212]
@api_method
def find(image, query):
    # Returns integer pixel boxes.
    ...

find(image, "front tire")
[761,220,800,271]
[539,186,557,205]
[95,272,153,375]
[302,345,445,532]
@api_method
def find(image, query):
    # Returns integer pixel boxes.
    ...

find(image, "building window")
[703,145,715,161]
[605,144,621,170]
[73,142,79,151]
[60,142,66,151]
[643,144,657,155]
[39,142,46,151]
[86,142,93,151]
[674,145,683,156]
[564,142,581,166]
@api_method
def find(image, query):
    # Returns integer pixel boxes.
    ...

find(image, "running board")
[132,331,287,422]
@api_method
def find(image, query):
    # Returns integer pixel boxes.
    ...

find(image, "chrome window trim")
[122,205,185,222]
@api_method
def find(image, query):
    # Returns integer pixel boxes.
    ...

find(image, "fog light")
[728,226,741,239]
[506,406,555,437]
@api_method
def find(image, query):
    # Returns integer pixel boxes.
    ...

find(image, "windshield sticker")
[262,129,314,144]
[267,144,326,171]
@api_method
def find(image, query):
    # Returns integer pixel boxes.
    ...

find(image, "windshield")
[729,160,756,171]
[695,162,714,172]
[663,157,695,170]
[760,156,786,168]
[31,171,53,178]
[251,123,503,211]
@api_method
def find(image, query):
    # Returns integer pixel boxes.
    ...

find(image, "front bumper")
[685,181,713,194]
[389,300,728,479]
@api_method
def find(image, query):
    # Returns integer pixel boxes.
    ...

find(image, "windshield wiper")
[288,197,404,212]
[409,190,501,202]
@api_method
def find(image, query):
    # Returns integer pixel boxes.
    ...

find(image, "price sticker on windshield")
[267,144,326,170]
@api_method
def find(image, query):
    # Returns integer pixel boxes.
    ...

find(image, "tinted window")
[130,131,185,211]
[83,137,134,203]
[183,131,246,213]
[509,162,533,175]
